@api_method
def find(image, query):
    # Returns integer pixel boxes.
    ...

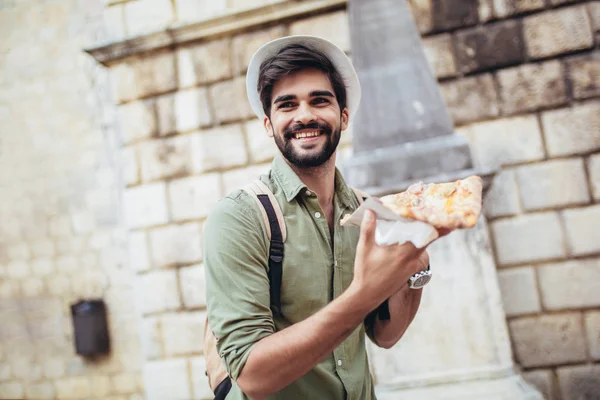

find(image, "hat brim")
[246,35,361,121]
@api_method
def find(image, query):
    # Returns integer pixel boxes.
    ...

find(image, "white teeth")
[295,131,320,139]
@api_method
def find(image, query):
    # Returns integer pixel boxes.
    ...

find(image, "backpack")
[203,179,368,400]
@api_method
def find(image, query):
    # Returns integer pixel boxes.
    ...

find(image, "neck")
[286,154,337,205]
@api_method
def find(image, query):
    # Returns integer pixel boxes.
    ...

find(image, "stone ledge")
[86,0,347,65]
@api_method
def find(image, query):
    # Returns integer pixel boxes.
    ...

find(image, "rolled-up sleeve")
[204,192,275,380]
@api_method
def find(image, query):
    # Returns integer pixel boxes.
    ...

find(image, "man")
[204,35,434,400]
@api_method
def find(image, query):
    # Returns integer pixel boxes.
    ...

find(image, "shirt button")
[315,212,321,218]
[337,359,342,366]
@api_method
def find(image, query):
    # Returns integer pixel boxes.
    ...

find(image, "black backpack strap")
[257,194,284,316]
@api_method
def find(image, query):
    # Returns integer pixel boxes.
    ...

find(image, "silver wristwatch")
[408,264,432,289]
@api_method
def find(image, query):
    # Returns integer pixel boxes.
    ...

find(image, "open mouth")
[293,131,322,140]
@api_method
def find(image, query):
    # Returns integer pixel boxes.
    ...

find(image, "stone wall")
[0,1,143,399]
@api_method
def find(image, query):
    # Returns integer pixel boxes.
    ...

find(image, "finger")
[358,209,376,248]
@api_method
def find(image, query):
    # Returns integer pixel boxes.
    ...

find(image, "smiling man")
[204,36,433,400]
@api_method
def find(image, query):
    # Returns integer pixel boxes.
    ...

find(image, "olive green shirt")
[204,154,377,400]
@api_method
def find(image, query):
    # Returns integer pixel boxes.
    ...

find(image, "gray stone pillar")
[344,1,542,398]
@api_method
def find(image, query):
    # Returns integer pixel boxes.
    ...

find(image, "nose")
[294,101,316,125]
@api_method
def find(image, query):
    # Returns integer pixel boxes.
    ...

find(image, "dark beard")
[273,120,341,168]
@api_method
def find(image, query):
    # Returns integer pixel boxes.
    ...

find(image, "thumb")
[358,209,376,248]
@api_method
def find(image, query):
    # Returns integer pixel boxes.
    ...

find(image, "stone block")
[125,0,174,37]
[55,377,92,399]
[491,212,566,266]
[431,0,479,31]
[455,20,524,74]
[111,62,137,104]
[566,53,600,100]
[179,264,206,308]
[457,115,544,168]
[143,359,192,400]
[155,93,176,136]
[516,158,590,211]
[30,238,55,258]
[492,0,545,18]
[168,173,222,221]
[21,278,45,297]
[31,258,55,276]
[222,163,271,195]
[245,119,277,164]
[103,4,126,42]
[563,205,600,256]
[132,51,177,99]
[121,147,140,186]
[117,100,156,145]
[139,269,181,314]
[191,125,249,173]
[497,60,568,115]
[140,316,163,360]
[25,382,55,399]
[0,383,24,399]
[289,10,351,52]
[538,258,600,310]
[497,266,541,316]
[112,373,138,394]
[209,78,255,124]
[483,169,520,218]
[7,242,29,261]
[149,222,203,267]
[524,6,594,59]
[190,356,213,399]
[522,369,556,400]
[422,34,457,79]
[92,376,111,398]
[407,0,434,34]
[177,38,232,88]
[7,260,29,279]
[590,1,600,32]
[175,0,227,23]
[123,183,168,229]
[585,311,600,360]
[509,313,587,368]
[541,102,600,157]
[174,88,212,133]
[128,231,150,273]
[138,136,194,182]
[232,25,287,74]
[557,364,600,400]
[440,74,499,125]
[589,153,600,201]
[161,312,206,356]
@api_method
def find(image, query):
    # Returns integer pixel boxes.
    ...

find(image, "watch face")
[412,273,431,288]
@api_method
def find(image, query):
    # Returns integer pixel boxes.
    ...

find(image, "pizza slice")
[379,176,483,230]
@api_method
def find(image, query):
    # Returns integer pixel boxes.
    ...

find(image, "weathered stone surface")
[589,153,600,201]
[455,20,524,73]
[431,0,479,31]
[422,34,457,78]
[112,372,138,394]
[483,169,520,218]
[524,6,594,59]
[522,369,556,400]
[457,115,544,168]
[55,377,92,399]
[161,312,206,356]
[566,53,600,100]
[221,164,271,195]
[140,316,163,360]
[167,173,222,221]
[148,223,203,267]
[289,10,351,52]
[541,102,600,157]
[190,356,213,399]
[91,376,111,398]
[491,212,566,266]
[177,38,232,88]
[174,88,212,133]
[497,266,541,316]
[590,1,600,32]
[128,231,150,273]
[0,383,24,399]
[121,147,140,186]
[124,184,168,229]
[516,158,590,211]
[407,0,434,33]
[509,313,587,367]
[143,359,191,400]
[497,60,568,115]
[117,100,157,144]
[139,270,181,314]
[209,78,255,123]
[125,0,174,37]
[25,382,55,400]
[585,311,600,360]
[175,0,227,23]
[191,125,248,173]
[179,264,206,309]
[111,62,137,104]
[155,93,177,136]
[563,205,600,256]
[131,52,177,99]
[103,4,126,43]
[493,0,545,18]
[440,74,499,125]
[245,119,277,163]
[538,259,600,310]
[232,25,287,74]
[138,136,194,182]
[557,364,600,400]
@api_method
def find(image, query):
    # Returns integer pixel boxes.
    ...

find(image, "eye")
[278,101,296,109]
[312,97,330,105]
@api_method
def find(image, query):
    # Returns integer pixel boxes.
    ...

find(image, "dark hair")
[257,43,347,117]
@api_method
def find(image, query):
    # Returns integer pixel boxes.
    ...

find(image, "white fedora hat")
[245,35,362,120]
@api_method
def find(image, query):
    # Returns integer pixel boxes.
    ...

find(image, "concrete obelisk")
[343,1,542,398]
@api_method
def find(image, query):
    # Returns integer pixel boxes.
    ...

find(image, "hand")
[352,210,427,309]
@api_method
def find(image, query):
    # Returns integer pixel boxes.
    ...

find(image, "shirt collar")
[271,153,358,209]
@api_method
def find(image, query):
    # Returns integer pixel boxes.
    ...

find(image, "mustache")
[283,121,332,139]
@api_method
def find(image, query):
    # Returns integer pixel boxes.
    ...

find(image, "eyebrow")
[273,90,335,104]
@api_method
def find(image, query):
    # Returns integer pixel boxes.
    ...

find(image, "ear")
[341,108,349,131]
[264,116,274,138]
